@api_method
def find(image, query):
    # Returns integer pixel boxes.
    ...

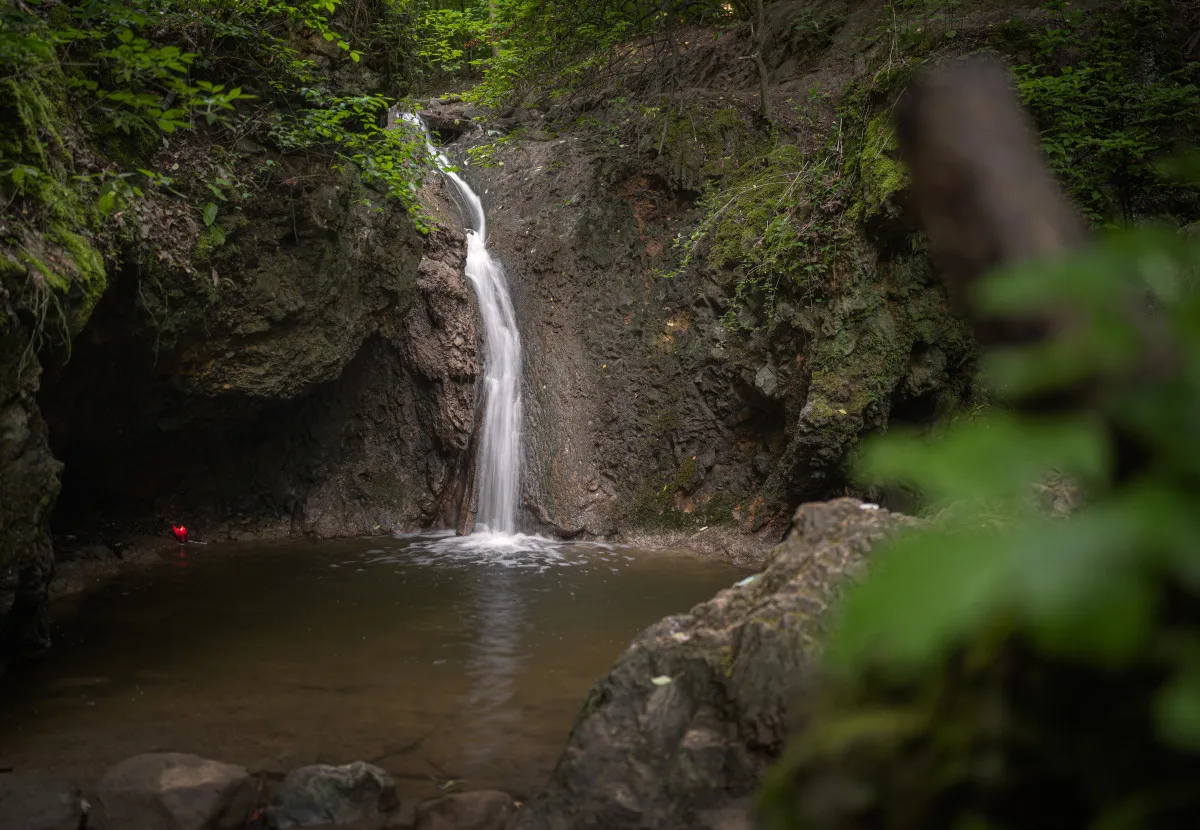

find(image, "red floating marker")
[172,524,188,543]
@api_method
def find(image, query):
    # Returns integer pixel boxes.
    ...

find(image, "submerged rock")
[414,790,517,830]
[510,499,910,830]
[0,774,88,830]
[95,752,255,830]
[267,762,398,828]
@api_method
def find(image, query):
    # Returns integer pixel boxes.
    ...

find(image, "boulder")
[267,762,398,828]
[0,774,88,830]
[510,499,911,830]
[95,753,255,830]
[414,790,516,830]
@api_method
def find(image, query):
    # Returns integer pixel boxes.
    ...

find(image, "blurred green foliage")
[759,176,1200,825]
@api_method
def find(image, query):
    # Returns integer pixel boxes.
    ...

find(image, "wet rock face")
[0,773,88,830]
[402,252,481,453]
[510,499,910,830]
[0,165,480,653]
[288,217,481,536]
[164,171,424,402]
[38,173,480,543]
[0,349,59,655]
[425,96,972,539]
[414,790,517,830]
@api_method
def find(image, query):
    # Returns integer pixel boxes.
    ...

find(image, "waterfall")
[402,113,523,535]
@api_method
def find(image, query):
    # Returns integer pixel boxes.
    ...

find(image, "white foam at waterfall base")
[401,112,524,536]
[375,530,619,572]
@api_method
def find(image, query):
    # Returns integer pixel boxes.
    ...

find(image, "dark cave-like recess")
[38,269,322,540]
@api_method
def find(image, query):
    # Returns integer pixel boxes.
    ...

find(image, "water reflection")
[460,567,525,767]
[0,534,744,797]
[170,546,190,581]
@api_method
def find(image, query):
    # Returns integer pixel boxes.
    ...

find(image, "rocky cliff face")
[1,55,483,653]
[40,169,480,543]
[1,56,110,653]
[421,0,983,539]
[0,338,62,653]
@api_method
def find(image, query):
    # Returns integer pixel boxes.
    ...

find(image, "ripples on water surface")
[0,533,744,798]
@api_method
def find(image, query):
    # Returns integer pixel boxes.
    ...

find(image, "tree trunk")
[754,0,770,120]
[489,0,499,59]
[896,54,1169,480]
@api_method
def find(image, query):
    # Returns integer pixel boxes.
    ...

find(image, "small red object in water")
[172,525,188,543]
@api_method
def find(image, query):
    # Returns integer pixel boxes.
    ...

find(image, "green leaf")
[826,528,1013,673]
[1157,670,1200,751]
[203,202,219,227]
[856,412,1110,509]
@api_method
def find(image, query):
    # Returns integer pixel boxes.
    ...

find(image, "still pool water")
[0,532,745,799]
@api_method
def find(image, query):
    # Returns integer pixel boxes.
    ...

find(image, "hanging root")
[16,265,70,377]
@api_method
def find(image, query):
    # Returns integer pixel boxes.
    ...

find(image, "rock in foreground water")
[95,752,254,830]
[511,499,909,830]
[414,790,517,830]
[268,762,398,828]
[0,774,88,830]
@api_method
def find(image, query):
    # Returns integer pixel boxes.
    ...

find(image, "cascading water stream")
[403,113,523,535]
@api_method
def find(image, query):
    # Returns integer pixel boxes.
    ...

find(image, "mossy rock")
[515,500,911,830]
[851,112,908,223]
[657,102,772,192]
[0,57,108,346]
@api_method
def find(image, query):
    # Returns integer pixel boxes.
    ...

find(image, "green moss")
[852,112,909,222]
[49,225,107,330]
[647,408,682,437]
[194,223,230,262]
[624,456,737,532]
[0,55,108,348]
[658,102,771,191]
[989,16,1035,50]
[679,140,854,333]
[93,122,161,170]
[708,144,810,271]
[674,455,699,491]
[0,253,24,290]
[627,486,690,530]
[0,72,86,229]
[16,248,58,287]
